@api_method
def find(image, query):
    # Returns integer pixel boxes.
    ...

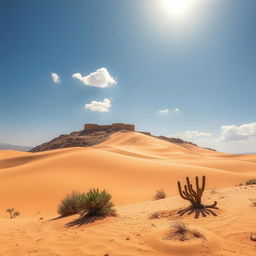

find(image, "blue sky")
[0,0,256,153]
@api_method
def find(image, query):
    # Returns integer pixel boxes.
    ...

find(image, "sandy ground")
[0,131,255,255]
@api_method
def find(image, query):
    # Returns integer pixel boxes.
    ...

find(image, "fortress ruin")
[84,123,135,133]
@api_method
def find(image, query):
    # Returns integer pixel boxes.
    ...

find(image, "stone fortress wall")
[84,123,135,132]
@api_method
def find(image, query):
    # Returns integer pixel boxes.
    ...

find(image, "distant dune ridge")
[0,128,256,256]
[0,143,32,151]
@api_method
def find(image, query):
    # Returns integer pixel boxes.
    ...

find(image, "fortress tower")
[84,123,135,133]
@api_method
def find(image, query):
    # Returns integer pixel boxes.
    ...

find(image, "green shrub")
[6,208,20,219]
[58,191,82,216]
[79,188,116,217]
[153,189,166,200]
[245,179,256,185]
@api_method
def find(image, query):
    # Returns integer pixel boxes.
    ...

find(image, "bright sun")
[163,0,194,15]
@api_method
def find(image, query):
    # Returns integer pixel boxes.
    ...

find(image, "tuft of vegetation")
[154,189,166,200]
[177,176,218,218]
[6,208,20,219]
[79,188,116,217]
[58,191,83,217]
[245,179,256,185]
[164,221,205,241]
[249,198,256,207]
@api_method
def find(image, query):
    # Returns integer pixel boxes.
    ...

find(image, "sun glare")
[163,0,194,15]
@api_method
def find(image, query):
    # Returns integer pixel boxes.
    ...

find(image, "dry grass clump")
[154,189,166,200]
[79,188,116,218]
[58,189,116,218]
[245,179,256,185]
[6,208,20,219]
[164,221,206,241]
[58,191,83,217]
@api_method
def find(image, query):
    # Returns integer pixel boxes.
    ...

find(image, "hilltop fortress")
[84,123,135,133]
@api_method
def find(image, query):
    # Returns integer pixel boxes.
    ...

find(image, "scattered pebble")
[250,233,256,242]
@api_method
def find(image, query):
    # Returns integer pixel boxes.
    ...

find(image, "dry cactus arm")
[177,176,219,218]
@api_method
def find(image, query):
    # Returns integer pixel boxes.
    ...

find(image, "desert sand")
[0,131,255,256]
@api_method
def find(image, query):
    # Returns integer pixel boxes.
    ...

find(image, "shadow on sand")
[177,202,219,219]
[49,213,116,228]
[65,214,105,228]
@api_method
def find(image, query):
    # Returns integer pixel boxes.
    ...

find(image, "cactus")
[177,176,218,218]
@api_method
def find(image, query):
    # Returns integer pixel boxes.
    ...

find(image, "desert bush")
[79,188,116,217]
[6,208,20,219]
[154,189,166,200]
[58,191,83,216]
[164,221,205,241]
[245,179,256,185]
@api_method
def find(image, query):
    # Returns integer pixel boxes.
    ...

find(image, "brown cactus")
[177,176,218,218]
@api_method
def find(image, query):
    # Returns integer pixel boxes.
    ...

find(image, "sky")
[0,0,256,153]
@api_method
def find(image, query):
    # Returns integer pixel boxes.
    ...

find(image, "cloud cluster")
[169,121,256,153]
[159,109,169,114]
[176,130,212,141]
[51,72,60,84]
[85,98,112,112]
[158,108,181,114]
[72,67,116,88]
[221,122,256,141]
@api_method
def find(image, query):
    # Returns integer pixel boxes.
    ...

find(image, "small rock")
[250,233,256,242]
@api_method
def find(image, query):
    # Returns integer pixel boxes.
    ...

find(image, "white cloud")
[221,122,256,141]
[175,130,212,141]
[51,72,60,84]
[72,67,116,88]
[158,108,181,114]
[159,108,169,114]
[168,122,256,153]
[85,98,112,112]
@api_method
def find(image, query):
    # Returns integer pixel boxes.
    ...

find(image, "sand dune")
[0,131,255,217]
[0,186,255,256]
[0,131,256,255]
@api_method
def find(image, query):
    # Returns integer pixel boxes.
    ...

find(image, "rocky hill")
[29,129,203,152]
[30,130,110,152]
